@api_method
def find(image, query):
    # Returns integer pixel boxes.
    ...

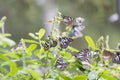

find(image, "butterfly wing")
[69,25,85,38]
[59,37,73,48]
[62,15,75,26]
[55,57,68,70]
[74,49,92,63]
[74,17,84,26]
[62,15,85,38]
[112,52,120,64]
[102,50,115,59]
[74,49,92,69]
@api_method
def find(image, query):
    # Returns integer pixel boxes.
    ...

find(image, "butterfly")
[112,44,120,64]
[44,39,57,50]
[74,49,92,69]
[55,57,69,70]
[62,15,84,26]
[62,15,85,38]
[112,52,120,64]
[102,50,115,59]
[102,50,120,64]
[74,49,92,64]
[62,15,75,26]
[69,25,85,38]
[59,37,73,48]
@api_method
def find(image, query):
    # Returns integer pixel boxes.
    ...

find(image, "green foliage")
[0,13,120,80]
[26,44,37,57]
[7,61,18,76]
[38,28,45,39]
[0,16,15,47]
[73,74,87,80]
[0,16,6,28]
[85,36,96,50]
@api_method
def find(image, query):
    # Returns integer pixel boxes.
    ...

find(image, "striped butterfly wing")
[59,37,73,48]
[62,15,75,26]
[74,49,92,69]
[113,45,120,64]
[112,52,120,64]
[55,57,68,70]
[44,39,57,50]
[74,49,92,63]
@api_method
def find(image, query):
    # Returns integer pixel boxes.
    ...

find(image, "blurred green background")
[0,0,119,50]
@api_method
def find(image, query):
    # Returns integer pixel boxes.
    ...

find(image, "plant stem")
[110,49,120,52]
[51,18,56,37]
[2,25,4,34]
[97,71,104,80]
[46,51,49,64]
[22,53,26,69]
[39,39,42,48]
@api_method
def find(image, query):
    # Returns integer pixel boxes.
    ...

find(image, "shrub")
[0,12,120,80]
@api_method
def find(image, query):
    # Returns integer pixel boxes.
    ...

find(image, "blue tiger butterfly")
[62,15,85,38]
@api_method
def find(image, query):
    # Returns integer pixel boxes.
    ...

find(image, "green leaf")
[3,33,11,37]
[0,36,16,47]
[50,70,58,79]
[64,52,72,59]
[24,39,39,44]
[25,59,38,65]
[27,44,37,52]
[0,66,8,74]
[67,57,75,63]
[0,48,10,53]
[67,46,79,52]
[73,74,87,80]
[48,52,54,59]
[28,33,38,39]
[99,70,117,80]
[50,58,56,67]
[34,49,40,55]
[38,28,45,39]
[0,16,7,28]
[85,36,96,50]
[27,69,42,80]
[59,73,72,80]
[76,59,85,72]
[0,73,4,78]
[102,74,116,80]
[96,36,104,50]
[0,53,9,61]
[7,61,18,76]
[26,44,37,57]
[3,53,19,59]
